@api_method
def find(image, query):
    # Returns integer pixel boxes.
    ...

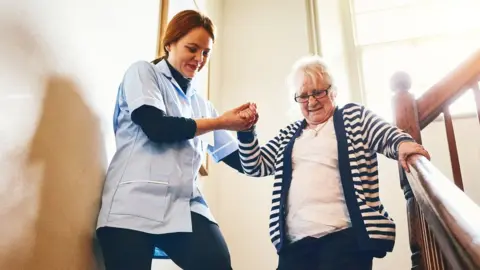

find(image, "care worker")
[96,10,256,270]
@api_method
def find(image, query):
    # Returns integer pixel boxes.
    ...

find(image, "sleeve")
[219,150,244,173]
[123,61,166,113]
[361,106,416,160]
[236,127,285,177]
[206,104,238,163]
[131,105,197,143]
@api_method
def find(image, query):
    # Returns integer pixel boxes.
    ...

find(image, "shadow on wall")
[24,75,106,270]
[0,12,106,270]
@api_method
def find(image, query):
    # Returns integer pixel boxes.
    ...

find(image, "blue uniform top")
[96,59,238,234]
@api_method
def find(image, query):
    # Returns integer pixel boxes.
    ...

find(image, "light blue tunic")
[96,59,237,234]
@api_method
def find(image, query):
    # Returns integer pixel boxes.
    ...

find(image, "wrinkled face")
[166,27,213,78]
[296,74,336,125]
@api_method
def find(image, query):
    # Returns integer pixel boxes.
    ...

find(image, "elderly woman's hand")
[238,103,259,129]
[218,103,251,131]
[398,141,431,172]
[218,102,258,131]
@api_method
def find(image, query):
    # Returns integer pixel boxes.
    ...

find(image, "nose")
[194,51,204,64]
[308,95,318,104]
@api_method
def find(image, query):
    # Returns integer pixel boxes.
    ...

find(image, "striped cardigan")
[237,103,414,254]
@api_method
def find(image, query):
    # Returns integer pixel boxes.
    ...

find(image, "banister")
[406,155,480,270]
[416,49,480,129]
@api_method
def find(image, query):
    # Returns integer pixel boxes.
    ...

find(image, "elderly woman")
[237,55,430,270]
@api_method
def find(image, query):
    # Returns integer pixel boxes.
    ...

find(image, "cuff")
[209,140,238,163]
[237,128,256,142]
[394,136,416,158]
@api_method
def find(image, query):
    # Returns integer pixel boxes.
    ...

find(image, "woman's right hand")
[218,103,258,131]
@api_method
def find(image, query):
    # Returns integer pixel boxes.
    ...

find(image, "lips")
[186,64,198,72]
[308,107,323,112]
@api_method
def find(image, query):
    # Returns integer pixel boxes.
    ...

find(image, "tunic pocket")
[110,180,169,222]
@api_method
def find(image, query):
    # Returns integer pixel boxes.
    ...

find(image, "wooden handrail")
[406,155,480,270]
[416,49,480,128]
[392,42,480,270]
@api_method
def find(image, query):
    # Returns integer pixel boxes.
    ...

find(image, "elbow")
[144,132,164,143]
[142,128,178,144]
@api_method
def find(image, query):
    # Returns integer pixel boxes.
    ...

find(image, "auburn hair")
[152,10,215,64]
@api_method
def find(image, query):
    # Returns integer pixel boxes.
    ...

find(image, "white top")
[286,117,352,242]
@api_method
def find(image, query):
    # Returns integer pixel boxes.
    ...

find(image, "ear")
[329,87,337,99]
[165,45,170,52]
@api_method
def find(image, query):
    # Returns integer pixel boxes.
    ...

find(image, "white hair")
[286,54,336,96]
[285,55,337,119]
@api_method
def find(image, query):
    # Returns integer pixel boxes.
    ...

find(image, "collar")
[155,59,196,98]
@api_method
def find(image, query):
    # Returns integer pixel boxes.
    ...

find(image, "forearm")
[194,117,224,136]
[362,106,415,159]
[237,130,275,177]
[132,105,223,143]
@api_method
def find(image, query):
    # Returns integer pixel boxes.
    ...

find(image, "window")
[349,0,480,121]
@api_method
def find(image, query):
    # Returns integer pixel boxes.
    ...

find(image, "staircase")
[391,50,480,269]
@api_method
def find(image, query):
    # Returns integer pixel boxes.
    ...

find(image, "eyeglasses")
[294,86,331,103]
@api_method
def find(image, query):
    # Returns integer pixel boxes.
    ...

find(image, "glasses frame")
[294,85,332,103]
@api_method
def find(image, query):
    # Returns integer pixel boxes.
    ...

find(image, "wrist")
[237,126,256,141]
[239,125,256,133]
[214,116,227,130]
[397,138,415,153]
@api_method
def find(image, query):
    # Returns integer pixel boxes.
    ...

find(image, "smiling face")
[296,72,336,126]
[166,27,213,78]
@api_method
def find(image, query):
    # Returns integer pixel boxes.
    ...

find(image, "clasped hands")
[219,102,258,131]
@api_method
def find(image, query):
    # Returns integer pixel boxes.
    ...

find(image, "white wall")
[0,0,159,269]
[207,1,480,270]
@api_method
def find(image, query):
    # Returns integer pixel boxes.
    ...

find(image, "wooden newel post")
[391,71,425,270]
[391,72,422,142]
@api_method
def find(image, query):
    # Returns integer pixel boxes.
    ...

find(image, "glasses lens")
[314,91,327,98]
[295,97,307,103]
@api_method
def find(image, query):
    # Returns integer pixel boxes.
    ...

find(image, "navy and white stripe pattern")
[237,103,414,252]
